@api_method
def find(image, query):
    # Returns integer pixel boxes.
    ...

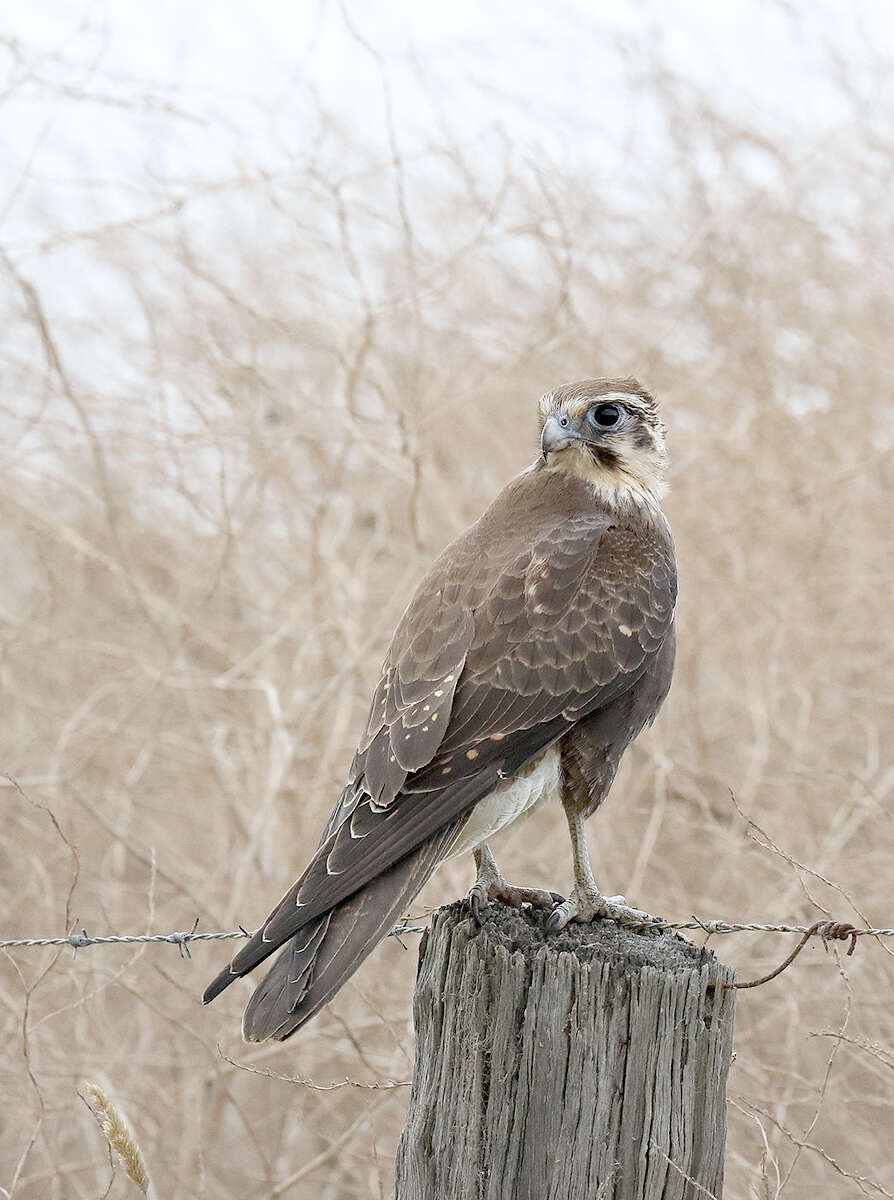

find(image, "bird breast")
[443,744,562,862]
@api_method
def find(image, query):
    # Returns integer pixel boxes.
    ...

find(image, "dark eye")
[588,402,622,428]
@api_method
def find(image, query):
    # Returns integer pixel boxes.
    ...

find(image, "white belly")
[443,744,561,861]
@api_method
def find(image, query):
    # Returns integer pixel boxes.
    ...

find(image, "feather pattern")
[204,460,676,1035]
[240,821,461,1040]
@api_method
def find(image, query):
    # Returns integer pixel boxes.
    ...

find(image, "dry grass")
[1,9,893,1198]
[78,1081,152,1197]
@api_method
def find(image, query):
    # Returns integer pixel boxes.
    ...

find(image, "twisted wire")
[1,917,893,953]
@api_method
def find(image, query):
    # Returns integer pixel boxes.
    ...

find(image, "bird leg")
[467,844,564,926]
[545,807,659,932]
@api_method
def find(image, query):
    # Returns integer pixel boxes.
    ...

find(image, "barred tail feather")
[241,821,460,1041]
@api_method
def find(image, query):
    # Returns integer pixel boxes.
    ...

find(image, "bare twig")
[219,1048,410,1092]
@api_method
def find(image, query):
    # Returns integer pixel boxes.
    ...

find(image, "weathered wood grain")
[394,902,735,1199]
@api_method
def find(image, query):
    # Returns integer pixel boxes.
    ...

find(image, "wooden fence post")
[394,902,735,1199]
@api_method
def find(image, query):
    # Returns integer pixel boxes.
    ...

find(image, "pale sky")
[4,0,892,255]
[2,0,892,415]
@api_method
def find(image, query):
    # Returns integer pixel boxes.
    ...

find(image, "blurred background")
[1,1,893,1196]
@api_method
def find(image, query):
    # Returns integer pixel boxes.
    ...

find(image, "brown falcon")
[204,378,676,1041]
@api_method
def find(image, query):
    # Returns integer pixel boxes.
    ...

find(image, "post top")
[433,900,725,976]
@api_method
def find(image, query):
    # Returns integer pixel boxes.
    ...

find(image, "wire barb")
[0,915,888,956]
[0,924,256,951]
[723,919,861,991]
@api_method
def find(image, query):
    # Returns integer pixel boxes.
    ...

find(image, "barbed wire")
[2,915,893,958]
[0,920,249,958]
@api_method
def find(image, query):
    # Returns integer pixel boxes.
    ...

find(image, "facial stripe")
[537,377,668,501]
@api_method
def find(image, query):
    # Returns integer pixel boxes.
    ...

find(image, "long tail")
[205,823,459,1042]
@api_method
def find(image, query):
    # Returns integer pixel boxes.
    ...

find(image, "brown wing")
[204,467,676,1003]
[239,818,463,1040]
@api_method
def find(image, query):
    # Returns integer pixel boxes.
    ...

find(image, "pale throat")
[546,444,668,507]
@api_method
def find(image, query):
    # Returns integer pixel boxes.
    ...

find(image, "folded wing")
[204,469,676,1034]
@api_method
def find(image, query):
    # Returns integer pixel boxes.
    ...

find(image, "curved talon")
[545,906,566,933]
[546,890,664,934]
[546,892,607,932]
[467,881,565,927]
[467,885,489,928]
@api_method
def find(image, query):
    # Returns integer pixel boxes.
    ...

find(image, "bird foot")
[546,889,665,933]
[468,880,565,927]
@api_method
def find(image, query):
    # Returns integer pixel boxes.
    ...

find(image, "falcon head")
[538,377,668,502]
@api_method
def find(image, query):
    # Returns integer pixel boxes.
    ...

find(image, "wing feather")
[205,467,676,1006]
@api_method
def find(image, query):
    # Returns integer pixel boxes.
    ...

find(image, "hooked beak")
[541,414,580,457]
